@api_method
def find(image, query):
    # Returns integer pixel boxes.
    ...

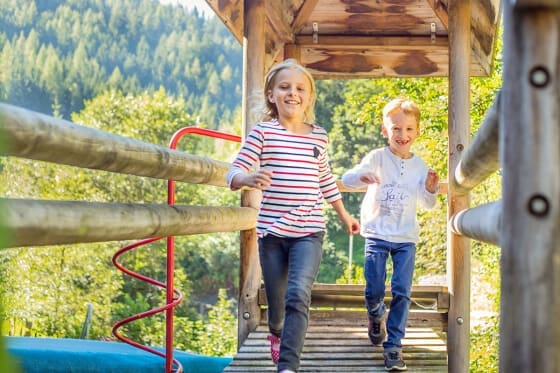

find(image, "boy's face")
[382,109,420,158]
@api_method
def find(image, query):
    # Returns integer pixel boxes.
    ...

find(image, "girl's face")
[382,109,420,158]
[267,67,314,125]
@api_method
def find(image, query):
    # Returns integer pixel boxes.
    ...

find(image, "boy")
[341,98,439,371]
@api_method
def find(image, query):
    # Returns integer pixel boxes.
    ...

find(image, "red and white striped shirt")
[227,120,342,238]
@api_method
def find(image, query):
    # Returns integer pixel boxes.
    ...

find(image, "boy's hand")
[359,172,380,184]
[425,169,439,193]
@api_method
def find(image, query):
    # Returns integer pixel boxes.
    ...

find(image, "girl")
[227,59,359,373]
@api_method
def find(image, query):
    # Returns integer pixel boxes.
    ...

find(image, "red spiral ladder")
[112,127,241,373]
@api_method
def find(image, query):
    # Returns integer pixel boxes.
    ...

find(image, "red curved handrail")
[112,127,241,373]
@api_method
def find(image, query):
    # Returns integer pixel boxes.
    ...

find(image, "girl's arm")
[230,168,273,190]
[330,199,360,235]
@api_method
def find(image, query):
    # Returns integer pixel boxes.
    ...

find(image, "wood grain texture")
[500,3,560,372]
[205,0,501,77]
[2,200,257,248]
[0,103,231,187]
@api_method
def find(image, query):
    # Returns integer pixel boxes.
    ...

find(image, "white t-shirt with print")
[341,146,437,243]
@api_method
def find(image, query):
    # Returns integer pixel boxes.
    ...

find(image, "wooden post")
[447,1,471,372]
[284,43,301,61]
[500,3,560,372]
[238,0,265,349]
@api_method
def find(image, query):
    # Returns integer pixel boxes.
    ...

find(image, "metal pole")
[347,234,353,284]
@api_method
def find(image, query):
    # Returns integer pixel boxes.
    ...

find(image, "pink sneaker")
[267,334,281,365]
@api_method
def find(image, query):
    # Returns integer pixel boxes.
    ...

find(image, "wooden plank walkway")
[224,285,449,372]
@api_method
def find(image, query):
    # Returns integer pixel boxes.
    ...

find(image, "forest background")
[0,0,501,371]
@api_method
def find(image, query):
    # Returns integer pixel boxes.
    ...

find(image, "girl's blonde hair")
[382,98,421,129]
[255,58,317,123]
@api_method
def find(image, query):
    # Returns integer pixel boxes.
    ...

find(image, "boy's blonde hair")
[257,58,317,123]
[382,98,421,129]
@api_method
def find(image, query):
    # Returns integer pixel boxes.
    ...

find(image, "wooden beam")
[295,35,455,79]
[204,0,243,43]
[291,0,320,33]
[500,4,560,372]
[1,199,257,248]
[295,35,449,49]
[266,1,294,43]
[284,43,301,61]
[449,201,501,246]
[259,285,450,312]
[425,0,450,30]
[0,103,231,188]
[452,92,501,195]
[511,0,560,7]
[239,0,265,351]
[447,1,471,372]
[470,0,502,76]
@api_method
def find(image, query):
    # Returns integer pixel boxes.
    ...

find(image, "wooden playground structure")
[1,0,560,372]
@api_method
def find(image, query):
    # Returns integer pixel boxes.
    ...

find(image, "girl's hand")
[230,168,273,190]
[247,168,273,190]
[425,169,439,193]
[345,216,361,235]
[359,172,380,185]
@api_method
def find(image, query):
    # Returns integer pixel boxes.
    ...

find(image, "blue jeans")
[258,232,324,372]
[364,238,416,351]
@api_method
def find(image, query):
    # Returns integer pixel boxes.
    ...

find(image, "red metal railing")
[112,127,241,373]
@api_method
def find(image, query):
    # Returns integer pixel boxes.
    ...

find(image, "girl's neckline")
[276,120,314,135]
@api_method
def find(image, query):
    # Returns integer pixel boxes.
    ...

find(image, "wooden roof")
[204,0,501,79]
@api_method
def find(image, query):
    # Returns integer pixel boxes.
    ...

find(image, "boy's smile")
[382,110,420,159]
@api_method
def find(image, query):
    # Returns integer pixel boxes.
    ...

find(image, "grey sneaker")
[384,350,407,371]
[367,313,387,345]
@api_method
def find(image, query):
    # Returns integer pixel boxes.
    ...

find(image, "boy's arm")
[330,199,360,235]
[341,151,376,188]
[419,169,439,208]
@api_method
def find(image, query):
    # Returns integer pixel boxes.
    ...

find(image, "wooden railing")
[0,103,257,248]
[448,92,501,246]
[0,102,257,373]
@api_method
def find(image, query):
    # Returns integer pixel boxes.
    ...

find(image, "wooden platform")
[224,284,449,372]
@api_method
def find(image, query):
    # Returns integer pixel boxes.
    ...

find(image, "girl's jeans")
[364,238,416,351]
[258,232,324,372]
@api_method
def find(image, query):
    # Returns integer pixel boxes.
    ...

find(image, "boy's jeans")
[364,238,416,351]
[258,232,324,372]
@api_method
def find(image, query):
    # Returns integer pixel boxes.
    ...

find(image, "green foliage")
[0,138,22,373]
[0,0,242,128]
[316,38,503,371]
[0,320,22,373]
[193,289,237,356]
[336,264,365,285]
[0,245,121,339]
[470,316,499,372]
[0,88,240,356]
[0,5,505,367]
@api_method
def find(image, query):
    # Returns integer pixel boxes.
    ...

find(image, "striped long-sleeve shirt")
[226,120,342,238]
